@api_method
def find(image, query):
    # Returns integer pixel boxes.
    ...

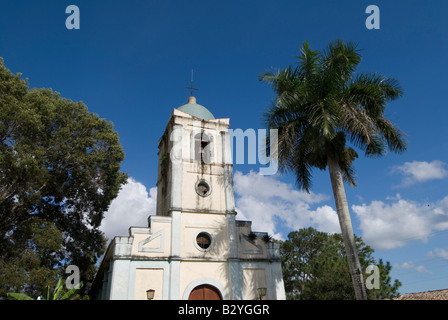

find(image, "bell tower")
[154,94,239,275]
[156,95,236,218]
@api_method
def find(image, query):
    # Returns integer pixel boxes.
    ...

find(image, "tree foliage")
[260,39,407,299]
[0,58,128,298]
[260,39,406,192]
[280,227,401,300]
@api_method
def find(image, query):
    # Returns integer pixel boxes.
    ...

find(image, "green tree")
[280,227,327,298]
[260,40,406,299]
[367,259,402,300]
[0,58,128,298]
[280,228,401,300]
[0,217,63,298]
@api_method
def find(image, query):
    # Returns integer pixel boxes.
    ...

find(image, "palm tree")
[260,40,406,300]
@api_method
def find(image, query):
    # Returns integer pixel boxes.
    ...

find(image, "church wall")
[108,259,131,300]
[239,261,287,300]
[156,125,172,217]
[126,260,172,300]
[181,168,226,213]
[133,268,164,300]
[269,260,287,300]
[101,210,285,300]
[243,268,267,300]
[180,261,230,299]
[180,212,229,259]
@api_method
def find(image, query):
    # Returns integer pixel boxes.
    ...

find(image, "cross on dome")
[184,69,199,97]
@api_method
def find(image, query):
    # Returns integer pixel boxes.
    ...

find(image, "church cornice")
[166,208,237,215]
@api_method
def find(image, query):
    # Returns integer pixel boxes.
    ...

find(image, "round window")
[195,180,211,197]
[196,232,213,250]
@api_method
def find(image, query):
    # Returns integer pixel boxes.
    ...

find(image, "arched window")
[194,132,212,164]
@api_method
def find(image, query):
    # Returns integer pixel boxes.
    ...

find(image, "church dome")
[178,96,215,120]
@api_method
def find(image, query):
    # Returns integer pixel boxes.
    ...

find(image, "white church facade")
[91,95,286,300]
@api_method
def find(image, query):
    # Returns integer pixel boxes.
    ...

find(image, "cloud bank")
[352,195,448,250]
[392,160,448,187]
[100,178,157,241]
[394,261,433,275]
[233,170,340,239]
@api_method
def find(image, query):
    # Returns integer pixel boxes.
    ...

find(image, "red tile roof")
[396,289,448,300]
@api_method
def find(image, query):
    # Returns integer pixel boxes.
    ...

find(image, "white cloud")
[352,195,448,250]
[100,178,157,241]
[233,171,340,239]
[396,261,414,269]
[394,261,433,275]
[415,265,432,274]
[427,248,448,260]
[392,160,448,187]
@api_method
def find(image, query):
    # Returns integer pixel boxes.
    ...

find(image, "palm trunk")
[328,157,367,300]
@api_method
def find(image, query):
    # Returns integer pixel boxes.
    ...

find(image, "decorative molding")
[138,230,165,253]
[241,235,263,255]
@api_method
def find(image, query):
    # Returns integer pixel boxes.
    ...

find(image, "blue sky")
[1,0,448,295]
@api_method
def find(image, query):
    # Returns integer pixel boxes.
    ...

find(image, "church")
[90,93,286,300]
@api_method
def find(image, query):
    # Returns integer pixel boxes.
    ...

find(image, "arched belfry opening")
[194,131,212,164]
